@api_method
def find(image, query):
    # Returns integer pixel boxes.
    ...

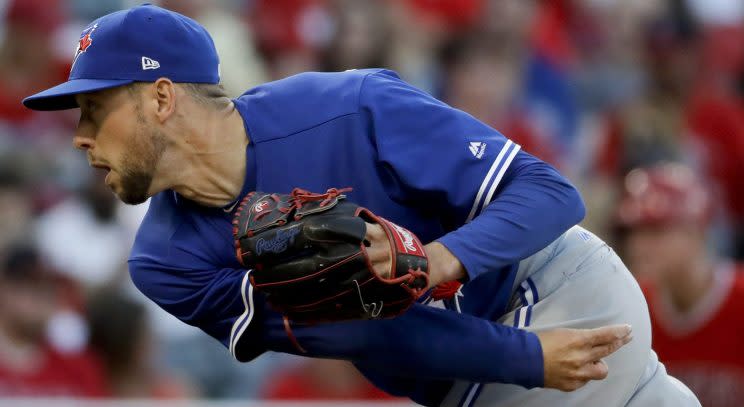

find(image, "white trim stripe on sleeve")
[481,143,521,208]
[460,382,482,407]
[465,140,512,222]
[468,384,485,407]
[229,270,255,358]
[465,140,521,222]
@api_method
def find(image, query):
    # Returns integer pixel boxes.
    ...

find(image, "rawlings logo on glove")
[254,227,301,255]
[232,187,429,324]
[392,223,422,254]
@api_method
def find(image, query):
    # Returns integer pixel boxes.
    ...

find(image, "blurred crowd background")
[0,0,743,405]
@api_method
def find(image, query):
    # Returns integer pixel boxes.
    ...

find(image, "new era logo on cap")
[141,56,160,70]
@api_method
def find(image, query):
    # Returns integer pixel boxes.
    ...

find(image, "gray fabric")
[441,226,700,407]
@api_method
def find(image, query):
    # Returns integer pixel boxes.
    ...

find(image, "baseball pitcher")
[23,5,699,407]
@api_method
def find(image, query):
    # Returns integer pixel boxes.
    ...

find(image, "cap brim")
[23,78,135,111]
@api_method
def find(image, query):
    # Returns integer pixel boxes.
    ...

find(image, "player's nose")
[72,132,94,151]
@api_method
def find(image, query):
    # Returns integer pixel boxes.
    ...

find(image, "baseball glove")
[232,187,429,324]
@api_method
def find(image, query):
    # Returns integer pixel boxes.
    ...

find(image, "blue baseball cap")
[23,4,220,111]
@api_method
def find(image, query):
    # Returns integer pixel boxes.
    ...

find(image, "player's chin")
[109,174,151,205]
[115,188,150,205]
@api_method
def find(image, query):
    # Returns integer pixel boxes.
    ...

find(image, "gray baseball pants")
[440,226,701,407]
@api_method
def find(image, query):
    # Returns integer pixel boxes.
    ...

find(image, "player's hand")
[537,324,633,392]
[364,222,393,279]
[365,223,466,287]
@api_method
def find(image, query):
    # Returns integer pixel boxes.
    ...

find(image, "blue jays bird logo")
[71,23,98,71]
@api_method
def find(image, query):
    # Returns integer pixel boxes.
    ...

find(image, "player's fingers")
[363,222,387,242]
[585,324,632,346]
[587,334,633,361]
[559,379,590,393]
[576,360,609,381]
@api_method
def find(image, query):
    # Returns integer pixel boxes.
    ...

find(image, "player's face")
[74,87,166,205]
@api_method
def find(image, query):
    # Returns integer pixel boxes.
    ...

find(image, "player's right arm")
[129,260,631,393]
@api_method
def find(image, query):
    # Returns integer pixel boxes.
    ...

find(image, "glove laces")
[289,187,352,209]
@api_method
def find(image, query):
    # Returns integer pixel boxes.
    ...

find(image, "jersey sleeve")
[130,259,543,389]
[128,260,266,362]
[437,153,585,278]
[231,273,544,389]
[359,69,585,279]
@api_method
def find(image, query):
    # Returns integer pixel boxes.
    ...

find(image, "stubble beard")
[117,159,156,205]
[116,116,167,205]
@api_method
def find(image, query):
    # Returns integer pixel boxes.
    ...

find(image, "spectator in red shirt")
[0,246,108,397]
[86,289,195,399]
[262,358,397,401]
[616,162,744,407]
[0,0,70,126]
[595,7,744,257]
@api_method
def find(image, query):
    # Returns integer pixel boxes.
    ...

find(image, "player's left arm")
[360,69,585,284]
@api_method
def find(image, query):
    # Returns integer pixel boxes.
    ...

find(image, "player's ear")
[152,77,176,123]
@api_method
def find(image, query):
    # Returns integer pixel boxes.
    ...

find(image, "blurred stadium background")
[0,0,742,406]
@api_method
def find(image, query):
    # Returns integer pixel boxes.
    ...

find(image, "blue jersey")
[129,69,585,406]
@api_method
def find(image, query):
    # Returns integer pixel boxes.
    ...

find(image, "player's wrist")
[424,242,466,288]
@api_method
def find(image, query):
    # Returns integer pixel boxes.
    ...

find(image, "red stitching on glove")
[283,316,307,354]
[290,187,352,210]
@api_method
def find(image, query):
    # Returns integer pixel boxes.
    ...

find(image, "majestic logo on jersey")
[253,200,270,214]
[469,142,486,159]
[254,227,301,255]
[72,23,98,71]
[141,56,160,70]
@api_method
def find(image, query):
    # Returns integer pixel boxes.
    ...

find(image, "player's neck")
[152,102,249,207]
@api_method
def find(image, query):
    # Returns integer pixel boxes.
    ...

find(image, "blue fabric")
[523,53,579,150]
[438,153,585,282]
[128,69,584,403]
[23,4,220,110]
[268,305,543,406]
